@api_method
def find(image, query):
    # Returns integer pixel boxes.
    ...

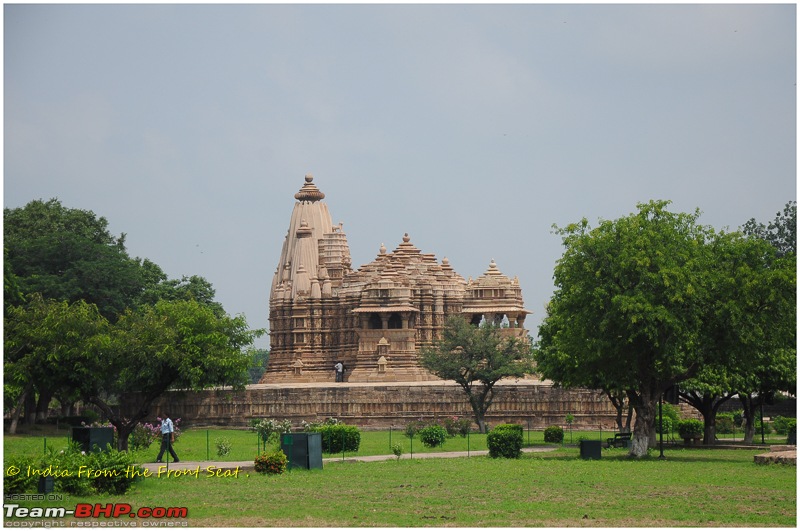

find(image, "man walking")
[156,412,180,463]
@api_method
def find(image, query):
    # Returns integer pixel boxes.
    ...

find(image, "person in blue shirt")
[155,412,180,463]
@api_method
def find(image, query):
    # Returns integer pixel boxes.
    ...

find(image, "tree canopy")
[536,201,726,456]
[4,199,144,320]
[3,198,265,442]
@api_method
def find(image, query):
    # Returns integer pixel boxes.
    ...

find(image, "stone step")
[754,449,796,465]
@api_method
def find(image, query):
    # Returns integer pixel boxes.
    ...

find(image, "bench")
[606,432,632,448]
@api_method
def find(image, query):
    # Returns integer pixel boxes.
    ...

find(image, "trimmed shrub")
[543,425,564,443]
[772,416,796,436]
[655,416,673,435]
[677,419,704,439]
[254,450,288,475]
[754,419,773,435]
[661,403,681,426]
[715,414,735,434]
[315,424,361,453]
[418,424,448,448]
[487,424,523,458]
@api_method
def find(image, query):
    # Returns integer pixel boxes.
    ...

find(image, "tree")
[4,199,145,321]
[4,198,237,426]
[248,349,270,384]
[742,201,796,257]
[735,202,797,443]
[4,295,110,433]
[535,201,719,457]
[83,299,264,450]
[419,316,534,433]
[603,388,633,434]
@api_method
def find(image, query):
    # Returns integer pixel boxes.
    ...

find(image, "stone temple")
[261,174,530,384]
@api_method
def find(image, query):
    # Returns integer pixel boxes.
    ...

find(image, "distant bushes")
[304,418,361,453]
[418,425,448,448]
[543,425,564,444]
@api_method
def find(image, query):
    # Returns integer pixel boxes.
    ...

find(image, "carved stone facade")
[262,175,530,384]
[142,381,620,430]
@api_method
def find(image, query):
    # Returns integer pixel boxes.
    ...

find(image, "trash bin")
[37,476,54,494]
[71,427,114,453]
[579,440,602,460]
[280,432,323,470]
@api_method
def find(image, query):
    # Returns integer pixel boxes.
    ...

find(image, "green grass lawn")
[3,444,795,527]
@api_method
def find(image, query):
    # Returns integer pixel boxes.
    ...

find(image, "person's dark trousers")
[156,433,179,462]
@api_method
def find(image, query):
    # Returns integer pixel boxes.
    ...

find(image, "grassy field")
[3,427,796,527]
[3,447,796,527]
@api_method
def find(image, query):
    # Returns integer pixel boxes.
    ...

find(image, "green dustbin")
[280,432,323,470]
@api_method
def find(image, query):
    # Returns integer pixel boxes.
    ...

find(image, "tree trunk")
[88,394,151,451]
[24,391,37,426]
[628,389,658,458]
[36,387,54,423]
[625,402,634,432]
[465,383,495,434]
[8,382,33,435]
[739,394,758,444]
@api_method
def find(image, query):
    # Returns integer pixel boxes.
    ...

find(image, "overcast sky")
[4,3,796,350]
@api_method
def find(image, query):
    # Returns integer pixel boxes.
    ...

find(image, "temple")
[262,175,530,383]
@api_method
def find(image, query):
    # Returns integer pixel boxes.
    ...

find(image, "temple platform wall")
[135,380,621,431]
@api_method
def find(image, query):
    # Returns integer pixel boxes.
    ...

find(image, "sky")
[4,3,796,350]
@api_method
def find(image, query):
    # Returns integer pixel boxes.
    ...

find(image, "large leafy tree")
[4,295,110,434]
[419,316,534,433]
[733,202,797,443]
[4,199,238,425]
[536,201,719,457]
[4,199,145,321]
[82,299,262,450]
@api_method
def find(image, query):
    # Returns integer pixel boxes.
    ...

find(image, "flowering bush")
[250,418,293,446]
[254,450,287,475]
[129,423,159,450]
[215,437,232,457]
[442,416,473,437]
[155,417,182,443]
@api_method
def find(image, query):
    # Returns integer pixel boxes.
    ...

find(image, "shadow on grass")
[525,449,760,465]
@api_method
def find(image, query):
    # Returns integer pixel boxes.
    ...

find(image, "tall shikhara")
[263,175,530,383]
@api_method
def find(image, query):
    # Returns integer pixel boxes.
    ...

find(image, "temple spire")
[294,174,326,202]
